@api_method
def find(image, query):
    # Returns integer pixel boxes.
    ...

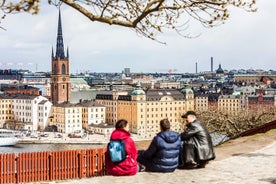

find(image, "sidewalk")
[57,141,276,184]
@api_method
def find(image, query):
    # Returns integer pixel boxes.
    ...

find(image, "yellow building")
[49,102,82,133]
[111,85,195,139]
[218,95,241,115]
[195,94,209,112]
[0,95,14,127]
[95,91,128,125]
[78,100,106,129]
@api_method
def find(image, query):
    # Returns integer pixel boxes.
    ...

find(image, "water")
[0,143,106,154]
[0,133,226,154]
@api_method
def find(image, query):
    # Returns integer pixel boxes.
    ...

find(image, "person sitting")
[137,118,181,172]
[179,111,215,169]
[105,119,139,176]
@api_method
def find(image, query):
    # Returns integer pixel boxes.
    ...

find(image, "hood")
[158,131,180,144]
[110,128,131,140]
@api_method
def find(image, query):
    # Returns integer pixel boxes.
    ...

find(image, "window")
[62,64,66,74]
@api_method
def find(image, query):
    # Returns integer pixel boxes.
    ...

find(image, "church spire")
[55,8,65,59]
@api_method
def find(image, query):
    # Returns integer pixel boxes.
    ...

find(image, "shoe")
[139,164,146,172]
[178,163,198,169]
[197,161,208,168]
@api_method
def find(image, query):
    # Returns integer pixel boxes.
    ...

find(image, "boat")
[0,129,21,146]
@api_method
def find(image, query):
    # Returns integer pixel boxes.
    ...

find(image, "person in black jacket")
[137,118,181,172]
[179,111,215,169]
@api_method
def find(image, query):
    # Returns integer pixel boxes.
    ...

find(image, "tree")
[1,0,256,42]
[197,109,275,139]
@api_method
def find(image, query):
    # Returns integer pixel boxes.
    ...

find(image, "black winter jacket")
[138,131,181,172]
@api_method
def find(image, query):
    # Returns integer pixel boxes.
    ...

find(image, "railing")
[240,119,276,137]
[0,148,107,184]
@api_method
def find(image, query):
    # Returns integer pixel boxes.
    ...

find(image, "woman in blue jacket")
[137,119,181,172]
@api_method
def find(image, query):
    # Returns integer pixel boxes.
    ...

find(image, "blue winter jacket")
[138,131,181,172]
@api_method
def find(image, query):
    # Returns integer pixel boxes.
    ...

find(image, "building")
[195,94,209,111]
[96,84,194,139]
[51,10,71,104]
[218,95,241,115]
[233,74,276,85]
[247,94,274,112]
[95,91,128,125]
[77,100,106,129]
[0,95,13,127]
[49,102,82,133]
[0,94,52,131]
[2,85,40,96]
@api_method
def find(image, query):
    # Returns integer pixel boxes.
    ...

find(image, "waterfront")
[0,132,108,154]
[0,131,226,154]
[0,143,106,154]
[0,131,151,154]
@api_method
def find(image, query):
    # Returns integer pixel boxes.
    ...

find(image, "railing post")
[78,150,86,179]
[48,152,53,181]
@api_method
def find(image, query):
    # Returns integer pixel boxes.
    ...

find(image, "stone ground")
[35,129,276,184]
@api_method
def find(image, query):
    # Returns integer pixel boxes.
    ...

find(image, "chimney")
[211,57,213,72]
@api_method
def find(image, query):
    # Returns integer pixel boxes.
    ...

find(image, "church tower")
[51,9,70,104]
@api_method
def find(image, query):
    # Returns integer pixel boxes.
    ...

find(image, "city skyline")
[0,0,275,73]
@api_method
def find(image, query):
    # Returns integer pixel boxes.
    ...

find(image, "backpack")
[108,139,127,163]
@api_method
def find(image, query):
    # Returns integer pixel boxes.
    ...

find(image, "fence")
[0,148,107,184]
[240,120,276,137]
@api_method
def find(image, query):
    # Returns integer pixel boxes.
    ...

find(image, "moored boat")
[0,129,21,146]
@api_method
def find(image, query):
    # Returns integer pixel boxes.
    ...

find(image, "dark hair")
[181,111,196,118]
[160,119,170,131]
[115,119,128,129]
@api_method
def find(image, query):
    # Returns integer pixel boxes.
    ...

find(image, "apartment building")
[0,95,13,127]
[12,95,52,131]
[97,84,194,139]
[218,95,241,115]
[77,100,106,129]
[195,94,209,111]
[247,94,274,112]
[95,91,128,125]
[0,94,52,131]
[38,100,52,130]
[49,102,82,134]
[49,100,107,134]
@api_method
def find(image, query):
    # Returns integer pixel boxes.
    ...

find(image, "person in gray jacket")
[179,111,215,169]
[137,119,181,172]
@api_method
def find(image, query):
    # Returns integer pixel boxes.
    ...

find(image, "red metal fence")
[0,148,107,184]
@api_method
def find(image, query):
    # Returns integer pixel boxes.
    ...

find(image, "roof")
[146,89,185,101]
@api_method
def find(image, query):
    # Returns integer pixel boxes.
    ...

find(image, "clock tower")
[51,9,70,104]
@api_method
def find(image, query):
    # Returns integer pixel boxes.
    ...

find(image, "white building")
[12,95,52,131]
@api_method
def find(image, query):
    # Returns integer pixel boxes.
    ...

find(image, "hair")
[160,119,170,131]
[115,119,128,129]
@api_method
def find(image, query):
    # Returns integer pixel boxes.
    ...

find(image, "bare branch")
[1,0,257,42]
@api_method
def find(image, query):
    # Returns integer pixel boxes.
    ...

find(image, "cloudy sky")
[0,0,275,74]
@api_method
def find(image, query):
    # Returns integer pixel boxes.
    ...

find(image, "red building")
[2,85,40,96]
[247,94,274,112]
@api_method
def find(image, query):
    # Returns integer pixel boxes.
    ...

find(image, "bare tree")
[1,0,256,42]
[197,109,275,139]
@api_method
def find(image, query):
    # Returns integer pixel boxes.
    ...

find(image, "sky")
[0,0,276,74]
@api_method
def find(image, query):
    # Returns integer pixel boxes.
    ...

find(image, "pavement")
[51,140,276,184]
